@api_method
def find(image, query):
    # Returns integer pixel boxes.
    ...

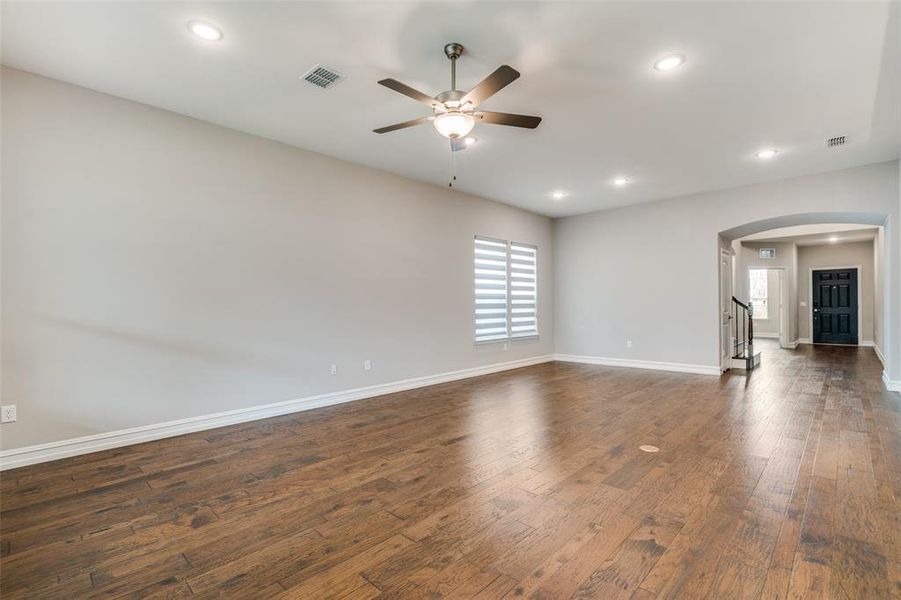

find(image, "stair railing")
[731,296,754,359]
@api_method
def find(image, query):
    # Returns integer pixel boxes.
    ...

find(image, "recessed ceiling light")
[187,21,223,41]
[612,176,630,186]
[552,191,566,200]
[829,236,839,243]
[755,148,778,159]
[464,136,477,146]
[653,54,685,71]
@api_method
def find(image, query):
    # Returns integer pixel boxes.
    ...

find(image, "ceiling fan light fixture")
[433,112,475,139]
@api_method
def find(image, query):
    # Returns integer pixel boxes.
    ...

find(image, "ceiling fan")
[373,43,542,140]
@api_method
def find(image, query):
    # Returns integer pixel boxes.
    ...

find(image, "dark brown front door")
[812,268,858,345]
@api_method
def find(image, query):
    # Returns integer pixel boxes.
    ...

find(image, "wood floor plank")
[1,341,898,598]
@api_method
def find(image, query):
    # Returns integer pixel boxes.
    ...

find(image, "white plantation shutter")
[509,242,538,337]
[473,236,538,342]
[474,236,509,342]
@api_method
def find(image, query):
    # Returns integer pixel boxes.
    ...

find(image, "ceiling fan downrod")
[444,43,464,92]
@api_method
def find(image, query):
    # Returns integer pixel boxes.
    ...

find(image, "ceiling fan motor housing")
[435,89,466,106]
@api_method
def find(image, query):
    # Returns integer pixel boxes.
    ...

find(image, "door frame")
[808,265,862,346]
[778,270,789,349]
[719,246,733,372]
[746,266,789,348]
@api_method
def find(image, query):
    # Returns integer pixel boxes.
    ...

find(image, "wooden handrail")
[731,296,749,310]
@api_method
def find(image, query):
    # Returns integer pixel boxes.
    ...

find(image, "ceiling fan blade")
[476,111,542,129]
[373,116,432,134]
[377,79,441,109]
[459,65,520,108]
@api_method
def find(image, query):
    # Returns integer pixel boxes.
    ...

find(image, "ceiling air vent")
[301,65,344,89]
[826,135,846,148]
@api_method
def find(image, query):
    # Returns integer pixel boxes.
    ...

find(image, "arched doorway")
[717,212,890,373]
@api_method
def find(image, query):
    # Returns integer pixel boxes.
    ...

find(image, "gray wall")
[1,68,555,450]
[554,160,901,375]
[797,241,875,343]
[3,67,900,452]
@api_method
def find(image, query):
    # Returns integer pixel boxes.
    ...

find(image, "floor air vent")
[826,135,846,148]
[301,65,344,89]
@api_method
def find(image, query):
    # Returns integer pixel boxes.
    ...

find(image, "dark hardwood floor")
[1,342,899,598]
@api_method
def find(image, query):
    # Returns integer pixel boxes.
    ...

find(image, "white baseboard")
[873,344,886,367]
[798,339,876,348]
[554,354,721,376]
[754,332,780,339]
[883,371,901,393]
[0,354,554,471]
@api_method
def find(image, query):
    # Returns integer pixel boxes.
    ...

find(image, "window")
[749,269,768,319]
[474,236,538,342]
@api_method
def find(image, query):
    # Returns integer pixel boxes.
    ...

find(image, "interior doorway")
[748,267,789,348]
[716,211,890,374]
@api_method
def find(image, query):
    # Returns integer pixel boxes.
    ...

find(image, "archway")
[719,211,888,242]
[717,211,891,373]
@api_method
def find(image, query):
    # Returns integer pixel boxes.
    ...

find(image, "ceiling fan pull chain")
[448,139,455,187]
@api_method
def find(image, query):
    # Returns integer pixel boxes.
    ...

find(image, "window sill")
[474,335,540,346]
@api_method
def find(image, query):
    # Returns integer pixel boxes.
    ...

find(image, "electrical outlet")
[363,360,372,371]
[330,364,337,376]
[1,405,17,423]
[503,342,509,350]
[626,340,633,348]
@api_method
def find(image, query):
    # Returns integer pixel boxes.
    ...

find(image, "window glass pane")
[474,237,508,342]
[752,299,768,320]
[510,241,537,337]
[749,269,768,319]
[749,269,767,298]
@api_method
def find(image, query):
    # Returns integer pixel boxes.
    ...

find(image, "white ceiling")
[2,1,899,217]
[742,224,878,247]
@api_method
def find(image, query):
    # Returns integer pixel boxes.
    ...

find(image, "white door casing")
[720,248,733,371]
